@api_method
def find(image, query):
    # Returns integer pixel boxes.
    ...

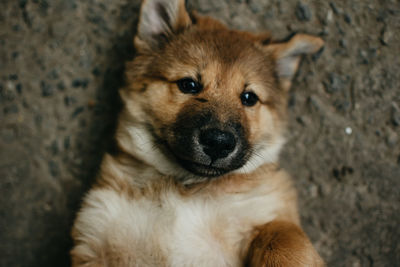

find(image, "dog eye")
[240,91,259,107]
[177,78,203,94]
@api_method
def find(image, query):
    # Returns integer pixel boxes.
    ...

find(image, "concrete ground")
[0,0,399,266]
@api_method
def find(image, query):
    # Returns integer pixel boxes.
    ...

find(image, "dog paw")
[245,221,324,267]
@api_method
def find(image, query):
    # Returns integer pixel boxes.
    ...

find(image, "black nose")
[199,128,236,160]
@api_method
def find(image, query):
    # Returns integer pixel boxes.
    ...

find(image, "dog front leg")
[244,220,324,267]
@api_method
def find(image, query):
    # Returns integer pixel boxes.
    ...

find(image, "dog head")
[118,0,323,183]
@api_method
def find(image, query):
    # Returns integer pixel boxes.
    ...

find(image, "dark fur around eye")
[177,78,203,94]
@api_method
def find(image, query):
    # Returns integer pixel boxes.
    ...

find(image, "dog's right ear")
[135,0,192,51]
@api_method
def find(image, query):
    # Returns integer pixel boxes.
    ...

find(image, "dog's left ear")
[264,34,324,91]
[135,0,192,51]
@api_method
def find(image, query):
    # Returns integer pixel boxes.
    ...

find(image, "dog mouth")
[175,157,230,177]
[166,140,245,178]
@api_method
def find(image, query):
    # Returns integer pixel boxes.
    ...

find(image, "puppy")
[71,0,324,266]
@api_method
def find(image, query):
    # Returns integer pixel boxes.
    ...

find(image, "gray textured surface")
[0,0,399,266]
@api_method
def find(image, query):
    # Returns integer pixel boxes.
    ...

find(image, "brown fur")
[71,0,324,266]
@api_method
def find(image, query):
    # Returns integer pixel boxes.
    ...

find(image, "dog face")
[118,0,323,182]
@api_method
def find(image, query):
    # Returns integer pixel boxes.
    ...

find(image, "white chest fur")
[73,184,284,267]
